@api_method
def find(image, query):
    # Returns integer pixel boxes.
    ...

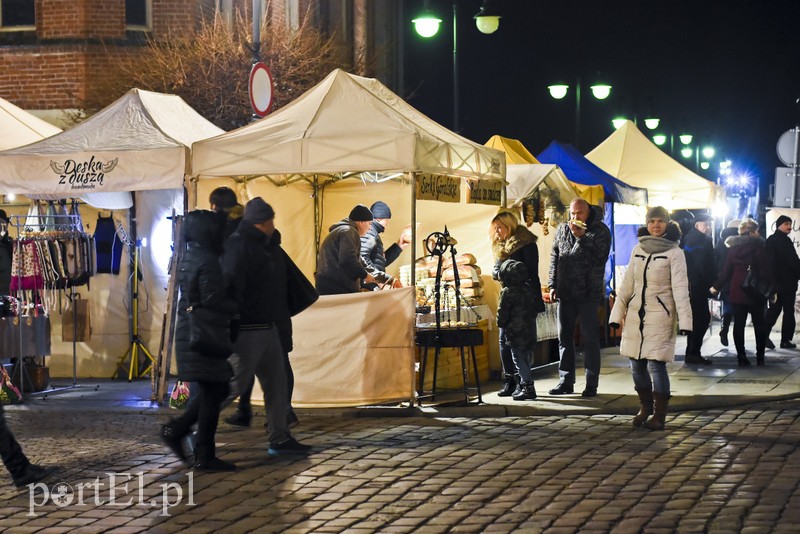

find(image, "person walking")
[316,205,376,295]
[715,220,741,346]
[548,198,612,397]
[223,198,310,456]
[489,210,544,396]
[712,218,771,366]
[360,201,412,289]
[496,259,542,400]
[682,212,716,364]
[764,215,800,349]
[161,210,239,471]
[609,207,692,431]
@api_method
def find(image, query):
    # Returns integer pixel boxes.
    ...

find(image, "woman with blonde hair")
[490,210,545,399]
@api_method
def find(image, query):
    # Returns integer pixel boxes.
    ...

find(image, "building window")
[0,0,35,29]
[125,0,150,29]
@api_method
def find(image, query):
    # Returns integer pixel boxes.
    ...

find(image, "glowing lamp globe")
[653,134,667,146]
[548,85,569,99]
[412,12,442,38]
[612,118,628,130]
[590,84,612,100]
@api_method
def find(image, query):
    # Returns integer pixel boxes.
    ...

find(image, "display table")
[416,326,484,404]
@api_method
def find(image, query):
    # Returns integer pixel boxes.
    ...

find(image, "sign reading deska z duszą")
[49,156,118,191]
[415,174,461,203]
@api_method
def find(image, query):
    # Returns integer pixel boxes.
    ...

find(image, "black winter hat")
[776,215,792,228]
[349,204,373,222]
[370,201,392,219]
[243,197,275,223]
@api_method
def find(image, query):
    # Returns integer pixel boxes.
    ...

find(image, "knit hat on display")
[369,201,392,219]
[775,215,792,228]
[349,204,373,222]
[646,206,670,222]
[243,197,275,223]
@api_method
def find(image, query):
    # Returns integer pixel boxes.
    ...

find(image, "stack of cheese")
[414,253,484,306]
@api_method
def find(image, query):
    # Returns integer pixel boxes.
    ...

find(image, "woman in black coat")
[160,210,238,471]
[490,210,545,397]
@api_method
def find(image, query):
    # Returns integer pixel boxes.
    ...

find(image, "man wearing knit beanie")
[222,196,312,456]
[682,211,716,365]
[316,205,377,295]
[360,201,412,290]
[765,214,800,350]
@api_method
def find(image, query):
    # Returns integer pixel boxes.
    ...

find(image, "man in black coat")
[359,201,411,289]
[682,212,717,364]
[765,215,800,349]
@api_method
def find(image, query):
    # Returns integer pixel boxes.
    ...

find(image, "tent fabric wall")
[0,96,62,150]
[537,141,648,205]
[586,120,721,210]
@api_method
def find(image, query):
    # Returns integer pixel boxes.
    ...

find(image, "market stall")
[0,89,223,384]
[192,69,506,406]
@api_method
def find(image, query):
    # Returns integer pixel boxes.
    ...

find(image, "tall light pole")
[412,1,501,132]
[548,78,611,150]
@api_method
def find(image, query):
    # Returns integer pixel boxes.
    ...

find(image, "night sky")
[401,0,800,200]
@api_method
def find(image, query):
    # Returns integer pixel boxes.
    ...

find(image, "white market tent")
[586,120,722,210]
[0,96,62,150]
[0,88,224,380]
[192,68,506,407]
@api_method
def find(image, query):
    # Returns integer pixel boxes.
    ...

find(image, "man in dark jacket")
[316,205,376,295]
[359,201,411,289]
[682,212,717,364]
[548,198,612,397]
[209,186,243,239]
[765,215,800,349]
[223,197,310,456]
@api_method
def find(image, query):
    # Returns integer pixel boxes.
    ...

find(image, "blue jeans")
[510,346,533,383]
[630,358,669,394]
[556,301,601,387]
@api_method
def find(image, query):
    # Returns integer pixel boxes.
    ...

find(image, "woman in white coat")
[609,207,693,430]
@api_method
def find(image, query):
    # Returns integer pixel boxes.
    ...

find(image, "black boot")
[756,353,765,366]
[13,464,59,488]
[497,374,517,397]
[644,392,669,431]
[193,444,236,472]
[224,408,251,427]
[160,422,190,465]
[737,353,752,367]
[512,381,537,401]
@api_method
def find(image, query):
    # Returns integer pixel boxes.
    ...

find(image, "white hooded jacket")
[609,222,693,362]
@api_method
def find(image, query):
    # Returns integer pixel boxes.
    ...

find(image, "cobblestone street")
[1,400,799,533]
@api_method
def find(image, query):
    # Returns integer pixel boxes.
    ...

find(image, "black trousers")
[732,303,767,357]
[0,403,29,480]
[686,292,711,356]
[171,381,229,462]
[765,290,796,344]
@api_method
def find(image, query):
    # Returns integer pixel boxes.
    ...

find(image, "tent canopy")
[0,88,224,196]
[484,135,539,164]
[506,164,578,210]
[537,141,648,205]
[192,69,505,183]
[586,120,721,210]
[0,96,62,150]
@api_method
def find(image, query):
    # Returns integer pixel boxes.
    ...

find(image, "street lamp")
[413,1,500,132]
[547,78,612,149]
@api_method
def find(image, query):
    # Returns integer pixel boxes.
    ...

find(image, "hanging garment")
[94,214,122,274]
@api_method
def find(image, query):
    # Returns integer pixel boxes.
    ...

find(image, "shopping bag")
[168,380,190,409]
[62,294,91,341]
[0,366,22,405]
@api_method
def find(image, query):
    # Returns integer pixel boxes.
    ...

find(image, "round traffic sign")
[777,128,800,166]
[248,62,274,117]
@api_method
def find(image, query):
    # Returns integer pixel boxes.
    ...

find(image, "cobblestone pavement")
[1,401,799,533]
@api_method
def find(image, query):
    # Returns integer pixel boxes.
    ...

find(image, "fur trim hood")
[493,225,537,261]
[725,234,765,248]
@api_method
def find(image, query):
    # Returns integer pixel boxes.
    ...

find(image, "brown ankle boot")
[644,392,669,431]
[633,388,654,427]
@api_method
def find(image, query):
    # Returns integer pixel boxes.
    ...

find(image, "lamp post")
[413,1,501,132]
[548,78,611,150]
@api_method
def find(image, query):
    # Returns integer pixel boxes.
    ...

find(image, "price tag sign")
[466,178,503,205]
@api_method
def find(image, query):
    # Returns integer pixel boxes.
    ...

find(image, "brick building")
[0,0,400,124]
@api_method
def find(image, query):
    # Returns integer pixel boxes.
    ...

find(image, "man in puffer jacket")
[548,198,612,398]
[316,205,376,295]
[359,201,411,289]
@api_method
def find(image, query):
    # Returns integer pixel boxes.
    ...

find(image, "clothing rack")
[8,211,93,396]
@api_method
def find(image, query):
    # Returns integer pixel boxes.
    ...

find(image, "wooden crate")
[416,320,490,391]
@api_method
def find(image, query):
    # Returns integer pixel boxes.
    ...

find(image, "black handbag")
[285,251,319,317]
[741,265,773,302]
[187,305,233,358]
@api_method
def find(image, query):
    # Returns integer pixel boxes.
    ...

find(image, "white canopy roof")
[506,163,578,208]
[586,120,722,210]
[0,88,223,195]
[192,69,505,182]
[0,97,62,151]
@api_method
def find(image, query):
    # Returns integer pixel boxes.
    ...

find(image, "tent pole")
[313,176,320,272]
[409,172,417,408]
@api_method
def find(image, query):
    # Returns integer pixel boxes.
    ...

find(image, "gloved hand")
[229,318,240,343]
[678,329,691,336]
[608,322,620,330]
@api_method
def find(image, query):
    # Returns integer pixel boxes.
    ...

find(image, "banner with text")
[415,174,461,203]
[466,178,503,206]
